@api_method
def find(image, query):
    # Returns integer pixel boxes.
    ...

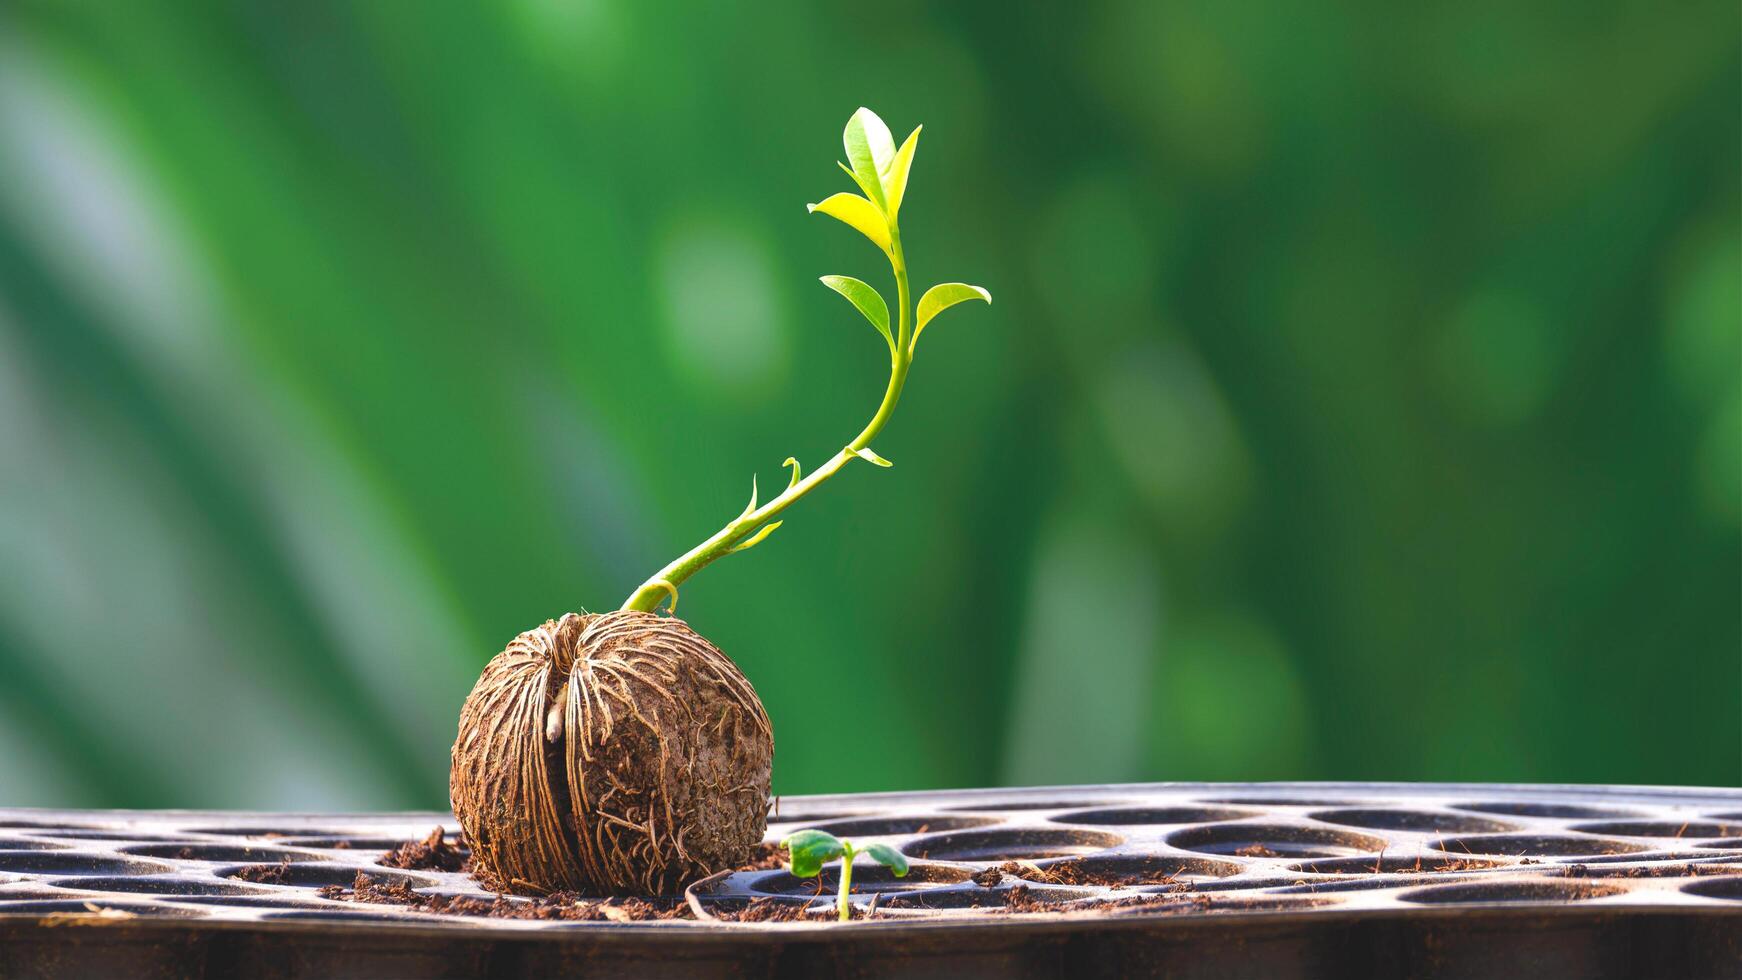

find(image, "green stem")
[622,231,913,613]
[837,842,856,922]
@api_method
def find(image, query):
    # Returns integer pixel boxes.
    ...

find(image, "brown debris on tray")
[380,827,470,873]
[319,871,691,921]
[998,884,1213,916]
[711,898,837,922]
[232,861,293,885]
[738,841,786,872]
[994,860,1192,890]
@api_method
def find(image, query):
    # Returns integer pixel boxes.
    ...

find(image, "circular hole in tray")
[1451,801,1646,819]
[0,900,207,917]
[1573,850,1705,865]
[48,876,270,896]
[1682,876,1742,901]
[750,863,971,896]
[278,836,418,852]
[1004,854,1243,886]
[123,843,330,863]
[25,830,191,842]
[1167,823,1387,859]
[1432,834,1650,858]
[1570,820,1741,839]
[1289,854,1509,874]
[902,828,1123,862]
[948,799,1124,812]
[1311,808,1518,835]
[179,826,341,839]
[0,840,68,851]
[0,888,81,901]
[802,816,996,838]
[221,863,437,889]
[1400,879,1626,905]
[0,853,175,876]
[1052,806,1255,826]
[166,894,335,910]
[879,885,1085,911]
[767,809,869,824]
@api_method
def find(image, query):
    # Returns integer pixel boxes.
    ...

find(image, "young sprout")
[781,828,909,921]
[621,106,991,614]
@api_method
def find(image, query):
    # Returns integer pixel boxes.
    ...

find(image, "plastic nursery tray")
[0,782,1739,979]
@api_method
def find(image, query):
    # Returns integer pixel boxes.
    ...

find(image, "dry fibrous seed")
[447,107,988,897]
[451,613,772,895]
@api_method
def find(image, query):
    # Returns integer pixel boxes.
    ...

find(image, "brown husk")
[450,611,773,896]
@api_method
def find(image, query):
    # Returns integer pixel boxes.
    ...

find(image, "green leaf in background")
[885,126,921,219]
[843,107,894,212]
[819,275,893,351]
[861,842,909,876]
[912,283,992,350]
[807,193,891,254]
[781,829,845,877]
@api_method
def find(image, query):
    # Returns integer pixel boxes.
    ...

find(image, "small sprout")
[781,829,909,921]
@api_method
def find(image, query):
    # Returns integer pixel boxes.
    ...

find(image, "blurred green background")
[0,1,1736,811]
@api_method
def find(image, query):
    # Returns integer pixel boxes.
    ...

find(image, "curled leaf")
[738,475,759,520]
[783,456,802,490]
[819,275,892,351]
[912,283,992,351]
[843,107,895,211]
[852,446,893,467]
[781,829,846,878]
[862,842,909,877]
[807,193,890,254]
[885,126,921,218]
[732,520,783,554]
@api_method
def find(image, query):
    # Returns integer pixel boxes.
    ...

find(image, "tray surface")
[1,782,1739,931]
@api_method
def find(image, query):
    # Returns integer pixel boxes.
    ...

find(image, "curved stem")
[621,233,913,613]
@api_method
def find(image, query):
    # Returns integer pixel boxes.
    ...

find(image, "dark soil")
[380,827,469,873]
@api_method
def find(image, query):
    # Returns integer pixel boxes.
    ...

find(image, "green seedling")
[621,106,991,613]
[781,829,909,921]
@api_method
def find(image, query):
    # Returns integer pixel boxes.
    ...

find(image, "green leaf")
[783,456,802,490]
[843,108,894,212]
[885,126,921,218]
[912,283,992,351]
[807,193,890,254]
[819,275,892,351]
[852,446,893,467]
[838,161,884,211]
[738,474,758,520]
[861,842,909,876]
[781,829,845,878]
[731,520,782,553]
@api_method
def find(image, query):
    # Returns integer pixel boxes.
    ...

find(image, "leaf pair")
[822,275,990,356]
[780,829,909,878]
